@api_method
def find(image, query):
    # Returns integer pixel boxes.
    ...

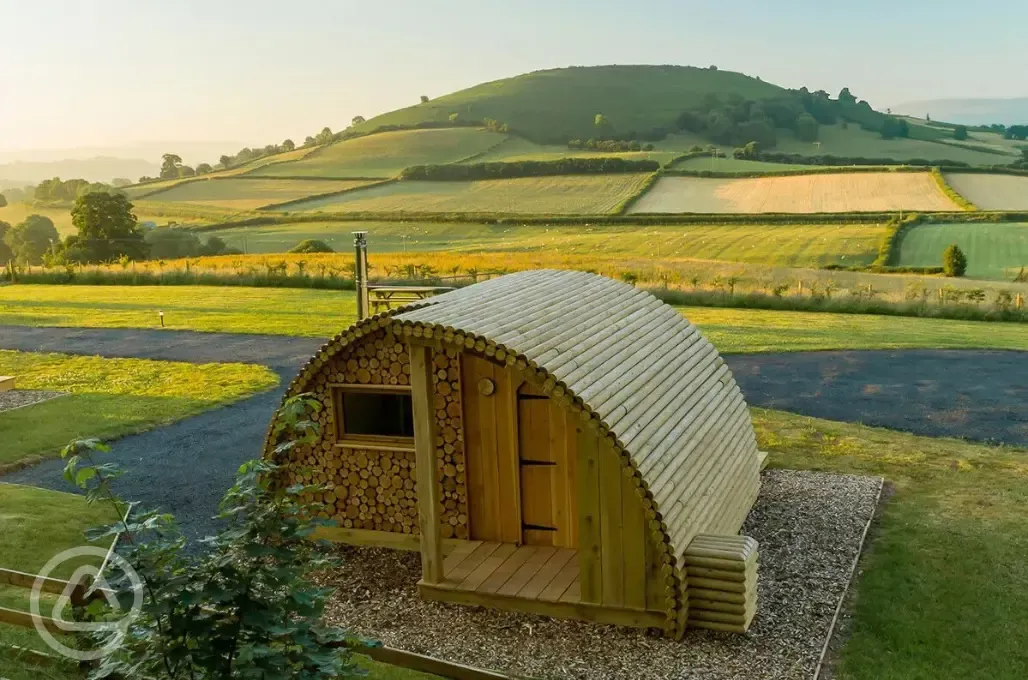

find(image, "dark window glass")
[339,390,414,438]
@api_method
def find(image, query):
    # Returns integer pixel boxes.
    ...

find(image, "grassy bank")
[757,409,1028,679]
[0,350,278,470]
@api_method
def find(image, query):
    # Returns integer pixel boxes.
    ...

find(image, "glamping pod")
[264,270,762,637]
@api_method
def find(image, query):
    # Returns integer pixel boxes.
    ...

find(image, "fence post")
[353,231,369,320]
[1017,293,1024,310]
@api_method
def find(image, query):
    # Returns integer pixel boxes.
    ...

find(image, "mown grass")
[0,350,278,469]
[0,284,357,335]
[136,178,372,211]
[4,284,1028,353]
[943,173,1028,210]
[274,174,654,215]
[250,128,504,179]
[756,409,1028,679]
[896,222,1028,280]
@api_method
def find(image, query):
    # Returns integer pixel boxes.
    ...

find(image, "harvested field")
[944,173,1028,210]
[249,128,505,178]
[896,222,1028,279]
[321,470,882,680]
[279,174,653,214]
[135,178,371,210]
[630,172,958,213]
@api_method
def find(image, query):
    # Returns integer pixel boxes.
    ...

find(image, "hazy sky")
[2,0,1026,155]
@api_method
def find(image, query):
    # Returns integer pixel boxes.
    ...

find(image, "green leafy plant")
[60,395,362,679]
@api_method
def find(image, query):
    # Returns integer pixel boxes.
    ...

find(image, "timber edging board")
[0,376,14,392]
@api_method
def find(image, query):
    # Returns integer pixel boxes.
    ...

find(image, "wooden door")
[460,354,521,543]
[517,383,577,547]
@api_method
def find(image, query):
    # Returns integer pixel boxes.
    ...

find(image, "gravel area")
[0,389,64,413]
[322,470,883,680]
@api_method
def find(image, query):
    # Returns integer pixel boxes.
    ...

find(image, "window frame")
[330,383,416,451]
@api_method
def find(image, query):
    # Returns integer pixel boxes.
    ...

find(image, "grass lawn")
[3,285,1028,354]
[276,173,654,215]
[756,409,1028,678]
[0,350,278,470]
[896,222,1028,280]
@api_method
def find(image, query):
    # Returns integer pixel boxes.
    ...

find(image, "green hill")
[355,65,787,144]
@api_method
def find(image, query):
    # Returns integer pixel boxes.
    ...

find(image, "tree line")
[2,191,236,267]
[400,157,660,181]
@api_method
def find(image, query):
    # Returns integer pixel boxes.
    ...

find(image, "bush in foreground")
[62,395,362,679]
[289,239,335,254]
[943,244,968,277]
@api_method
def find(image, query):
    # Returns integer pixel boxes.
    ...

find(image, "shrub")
[60,396,361,678]
[943,244,968,277]
[289,239,335,254]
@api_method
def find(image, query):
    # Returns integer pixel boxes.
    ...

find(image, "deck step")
[0,376,14,392]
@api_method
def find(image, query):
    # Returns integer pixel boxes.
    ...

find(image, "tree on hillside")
[68,191,147,262]
[315,127,334,145]
[195,163,213,175]
[0,221,13,263]
[5,215,59,264]
[0,193,6,208]
[838,87,857,105]
[219,154,232,169]
[303,135,316,147]
[351,116,365,126]
[160,153,183,179]
[795,113,819,142]
[420,95,429,103]
[177,165,196,178]
[953,125,969,141]
[594,113,612,134]
[111,178,132,187]
[448,112,459,123]
[943,244,967,277]
[880,117,909,139]
[282,138,296,151]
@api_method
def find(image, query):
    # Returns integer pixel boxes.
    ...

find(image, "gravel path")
[321,470,883,680]
[0,389,64,413]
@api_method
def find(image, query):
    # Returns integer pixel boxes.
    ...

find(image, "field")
[896,222,1028,280]
[0,349,277,469]
[277,174,653,214]
[0,202,75,236]
[775,122,1013,165]
[135,177,373,210]
[630,172,958,213]
[249,128,506,178]
[205,220,884,266]
[944,173,1028,210]
[465,133,704,165]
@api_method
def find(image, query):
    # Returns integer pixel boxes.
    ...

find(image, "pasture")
[896,222,1028,280]
[944,173,1028,210]
[466,133,703,165]
[206,220,883,267]
[135,177,373,210]
[0,202,75,236]
[629,172,958,213]
[248,128,506,178]
[775,122,1013,165]
[276,174,653,214]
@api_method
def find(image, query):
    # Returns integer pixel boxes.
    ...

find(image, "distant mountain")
[0,156,159,184]
[892,98,1028,126]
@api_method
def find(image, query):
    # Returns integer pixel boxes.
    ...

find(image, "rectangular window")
[333,385,414,445]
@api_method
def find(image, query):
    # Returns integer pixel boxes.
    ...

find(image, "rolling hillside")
[354,65,787,143]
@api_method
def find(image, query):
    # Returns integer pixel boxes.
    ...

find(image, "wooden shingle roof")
[393,270,761,563]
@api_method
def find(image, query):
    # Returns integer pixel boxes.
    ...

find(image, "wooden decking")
[419,540,666,630]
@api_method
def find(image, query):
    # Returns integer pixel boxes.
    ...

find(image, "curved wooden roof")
[391,269,761,563]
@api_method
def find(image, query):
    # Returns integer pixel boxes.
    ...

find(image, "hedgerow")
[931,168,979,211]
[399,157,660,181]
